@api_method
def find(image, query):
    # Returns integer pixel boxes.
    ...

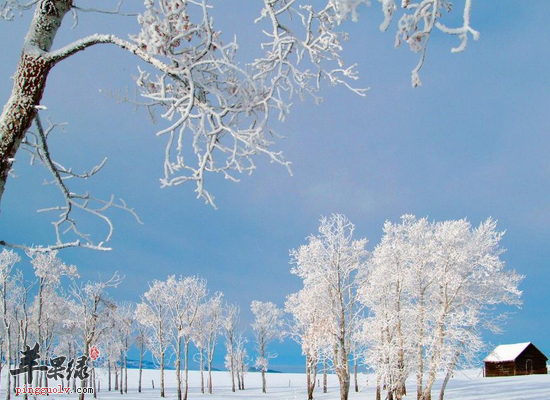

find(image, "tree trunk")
[124,348,128,394]
[439,370,452,400]
[236,370,242,391]
[160,352,165,398]
[0,0,73,212]
[354,360,358,393]
[323,358,327,394]
[138,344,144,393]
[200,350,204,394]
[176,337,182,400]
[184,340,190,400]
[417,290,425,400]
[22,367,28,400]
[208,360,213,394]
[376,370,381,400]
[92,364,97,399]
[119,351,124,395]
[439,347,461,400]
[339,374,350,400]
[422,317,446,400]
[262,370,266,393]
[336,336,350,400]
[42,345,49,390]
[306,355,317,400]
[4,329,10,400]
[78,341,89,400]
[230,348,235,393]
[108,361,111,391]
[114,363,119,391]
[306,356,312,400]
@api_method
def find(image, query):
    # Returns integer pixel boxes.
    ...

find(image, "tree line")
[0,214,522,400]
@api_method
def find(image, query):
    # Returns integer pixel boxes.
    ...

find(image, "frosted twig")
[0,114,142,252]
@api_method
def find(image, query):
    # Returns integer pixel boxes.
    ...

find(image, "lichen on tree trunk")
[0,0,72,213]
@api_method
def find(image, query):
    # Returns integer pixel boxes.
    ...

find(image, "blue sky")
[1,1,550,372]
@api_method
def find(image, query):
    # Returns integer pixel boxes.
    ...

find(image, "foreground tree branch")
[0,0,482,251]
[0,0,73,213]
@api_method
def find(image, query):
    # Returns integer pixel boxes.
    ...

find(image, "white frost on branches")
[1,0,485,252]
[29,250,78,284]
[250,300,284,393]
[130,0,367,206]
[358,215,523,400]
[0,0,38,20]
[289,214,369,399]
[380,0,480,87]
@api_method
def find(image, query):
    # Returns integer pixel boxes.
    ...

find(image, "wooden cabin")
[484,342,548,377]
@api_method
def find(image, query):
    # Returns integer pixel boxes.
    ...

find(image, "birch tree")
[222,303,240,393]
[0,249,20,400]
[134,320,149,393]
[419,218,522,400]
[290,214,369,400]
[165,275,207,400]
[0,0,483,251]
[190,308,207,395]
[359,216,421,400]
[192,291,224,394]
[69,272,122,400]
[136,279,171,398]
[359,215,523,400]
[286,285,332,400]
[203,292,224,394]
[112,301,135,394]
[234,332,249,391]
[29,251,78,387]
[250,300,285,394]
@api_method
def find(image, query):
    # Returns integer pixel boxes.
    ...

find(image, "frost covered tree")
[31,288,70,390]
[98,322,122,393]
[190,308,207,394]
[68,272,122,400]
[290,214,368,400]
[285,285,332,400]
[420,218,522,400]
[29,251,78,387]
[234,332,249,391]
[54,296,80,392]
[359,216,424,400]
[0,0,483,251]
[165,275,207,400]
[250,300,285,393]
[359,215,523,400]
[191,291,224,394]
[136,279,171,398]
[222,303,240,393]
[11,271,32,399]
[0,249,20,400]
[111,301,135,394]
[134,318,149,393]
[203,292,224,394]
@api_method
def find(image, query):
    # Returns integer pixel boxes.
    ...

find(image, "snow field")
[2,368,550,399]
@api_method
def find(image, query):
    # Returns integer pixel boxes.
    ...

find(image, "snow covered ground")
[2,368,550,399]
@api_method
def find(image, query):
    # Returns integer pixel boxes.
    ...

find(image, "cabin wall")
[515,351,548,375]
[485,361,516,377]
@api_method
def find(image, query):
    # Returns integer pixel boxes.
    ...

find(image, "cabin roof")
[484,343,532,363]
